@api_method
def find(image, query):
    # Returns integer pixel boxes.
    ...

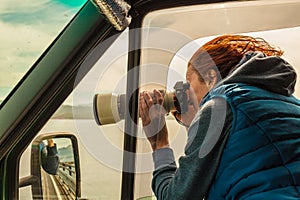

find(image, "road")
[41,170,62,200]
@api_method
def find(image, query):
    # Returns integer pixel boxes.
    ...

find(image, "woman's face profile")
[186,66,210,105]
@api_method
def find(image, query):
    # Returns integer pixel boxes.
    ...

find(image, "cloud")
[0,0,83,15]
[0,0,84,100]
[0,0,51,14]
[0,18,53,93]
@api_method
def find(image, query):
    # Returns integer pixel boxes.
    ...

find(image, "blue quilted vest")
[203,83,300,199]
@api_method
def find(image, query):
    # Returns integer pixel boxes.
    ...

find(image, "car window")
[136,0,300,199]
[0,0,87,106]
[19,29,129,199]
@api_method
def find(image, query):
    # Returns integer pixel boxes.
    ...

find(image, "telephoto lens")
[93,93,126,125]
[93,81,189,125]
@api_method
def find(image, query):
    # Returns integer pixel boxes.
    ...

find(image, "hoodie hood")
[220,52,297,96]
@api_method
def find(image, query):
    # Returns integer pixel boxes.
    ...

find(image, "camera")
[93,81,190,125]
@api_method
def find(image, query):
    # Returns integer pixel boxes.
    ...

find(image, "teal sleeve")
[152,98,232,200]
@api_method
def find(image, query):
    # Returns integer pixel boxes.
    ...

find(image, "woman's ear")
[205,69,217,90]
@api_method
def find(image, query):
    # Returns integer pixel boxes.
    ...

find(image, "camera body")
[93,81,190,125]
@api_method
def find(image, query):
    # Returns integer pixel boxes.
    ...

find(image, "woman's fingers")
[139,90,169,151]
[153,89,164,105]
[144,92,153,108]
[139,90,166,125]
[139,92,151,125]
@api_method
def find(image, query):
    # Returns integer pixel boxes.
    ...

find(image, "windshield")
[0,0,87,106]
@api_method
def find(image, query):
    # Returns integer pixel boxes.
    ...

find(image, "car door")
[1,0,300,199]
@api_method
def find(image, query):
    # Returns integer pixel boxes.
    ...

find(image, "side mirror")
[19,132,81,199]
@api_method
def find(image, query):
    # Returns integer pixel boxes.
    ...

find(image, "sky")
[1,0,300,105]
[0,0,86,102]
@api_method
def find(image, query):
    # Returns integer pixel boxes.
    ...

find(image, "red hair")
[188,34,284,81]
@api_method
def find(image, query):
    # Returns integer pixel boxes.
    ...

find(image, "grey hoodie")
[151,52,298,200]
[222,52,296,96]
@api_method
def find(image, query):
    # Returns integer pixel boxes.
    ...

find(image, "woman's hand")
[139,89,169,151]
[174,104,197,127]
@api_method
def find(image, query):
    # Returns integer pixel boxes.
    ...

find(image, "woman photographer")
[139,35,300,199]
